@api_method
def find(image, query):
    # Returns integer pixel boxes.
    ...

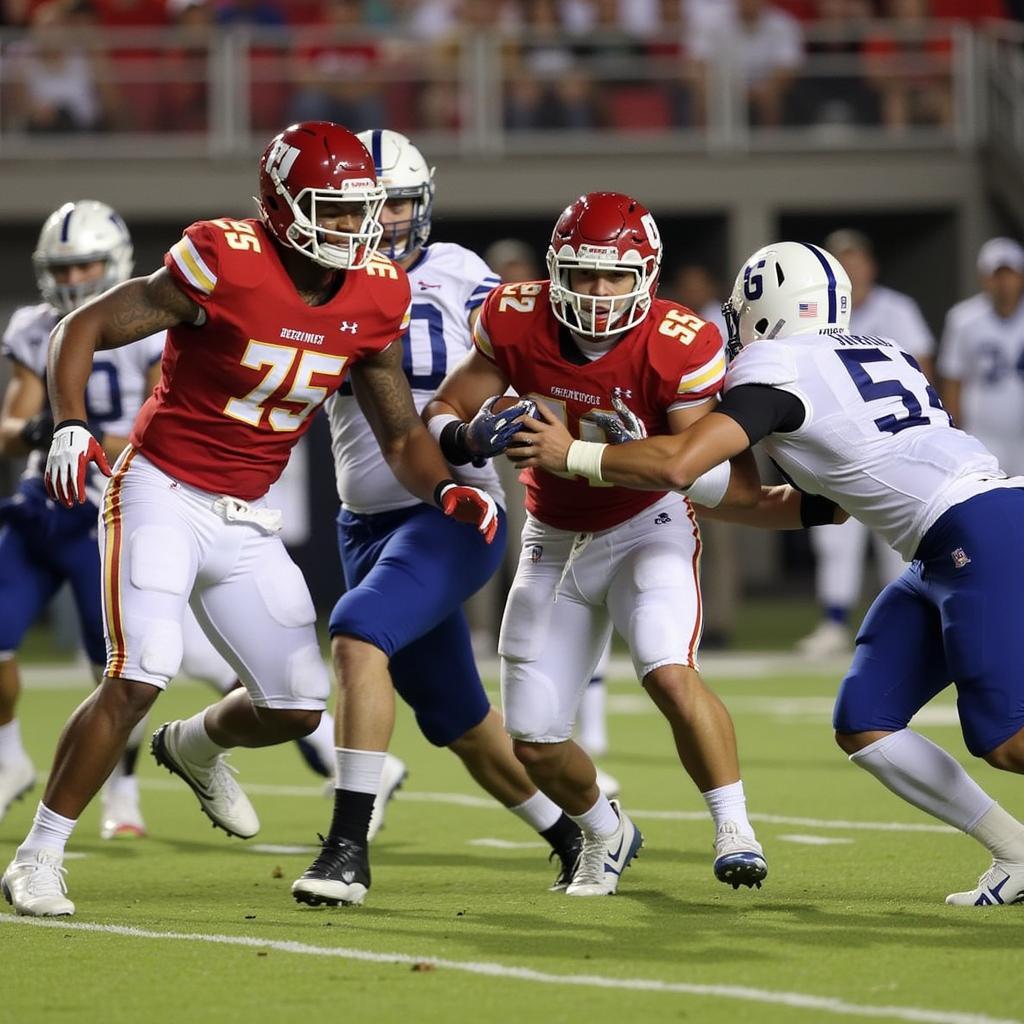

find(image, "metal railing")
[0,18,1009,160]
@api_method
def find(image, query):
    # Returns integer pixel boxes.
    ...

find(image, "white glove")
[44,421,112,507]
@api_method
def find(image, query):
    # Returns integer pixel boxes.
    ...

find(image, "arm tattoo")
[350,342,422,449]
[96,269,200,349]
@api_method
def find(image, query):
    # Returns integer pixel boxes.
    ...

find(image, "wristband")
[433,478,458,508]
[799,491,840,528]
[681,461,731,508]
[54,419,90,432]
[565,440,607,482]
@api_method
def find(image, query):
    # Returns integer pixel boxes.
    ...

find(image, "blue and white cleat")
[565,800,643,896]
[945,861,1024,906]
[713,821,767,890]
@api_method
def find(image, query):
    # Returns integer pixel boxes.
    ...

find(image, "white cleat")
[2,850,75,917]
[945,861,1024,906]
[0,757,36,822]
[794,620,852,658]
[150,721,259,839]
[565,801,643,896]
[100,788,147,840]
[366,753,409,843]
[595,767,621,801]
[713,820,768,889]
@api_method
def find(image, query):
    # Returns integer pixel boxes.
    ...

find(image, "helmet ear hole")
[755,317,770,335]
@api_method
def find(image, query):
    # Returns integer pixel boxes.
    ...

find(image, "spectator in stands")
[787,0,880,131]
[7,0,119,133]
[939,237,1024,476]
[690,0,804,128]
[214,0,285,27]
[864,0,953,134]
[505,0,598,130]
[160,0,215,132]
[286,0,386,133]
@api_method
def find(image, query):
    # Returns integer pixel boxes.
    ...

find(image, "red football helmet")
[546,192,662,339]
[258,121,386,271]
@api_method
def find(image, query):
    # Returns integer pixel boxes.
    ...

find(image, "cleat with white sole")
[795,620,851,658]
[150,721,259,839]
[0,757,36,823]
[292,835,370,907]
[2,850,75,917]
[548,833,584,892]
[713,820,767,889]
[946,861,1024,906]
[99,789,147,840]
[565,801,643,896]
[366,754,408,843]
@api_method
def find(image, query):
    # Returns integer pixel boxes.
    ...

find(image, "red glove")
[435,480,499,544]
[44,421,112,507]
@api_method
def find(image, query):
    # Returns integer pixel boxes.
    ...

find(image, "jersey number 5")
[837,349,951,434]
[225,341,347,432]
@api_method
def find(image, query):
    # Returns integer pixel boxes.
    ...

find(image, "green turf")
[2,670,1019,1024]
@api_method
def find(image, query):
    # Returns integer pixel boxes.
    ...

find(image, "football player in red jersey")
[1,121,498,919]
[425,192,768,896]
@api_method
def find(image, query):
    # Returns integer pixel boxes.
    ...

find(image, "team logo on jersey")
[611,386,633,400]
[339,321,359,334]
[418,281,442,290]
[654,512,672,525]
[951,547,971,569]
[530,545,543,563]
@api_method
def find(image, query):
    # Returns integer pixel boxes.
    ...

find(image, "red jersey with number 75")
[474,279,726,531]
[131,217,411,500]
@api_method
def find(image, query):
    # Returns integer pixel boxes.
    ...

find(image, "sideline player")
[520,240,1024,906]
[1,121,497,918]
[0,201,163,837]
[426,192,767,897]
[292,130,581,907]
[796,229,936,658]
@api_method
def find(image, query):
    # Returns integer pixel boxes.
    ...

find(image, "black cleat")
[548,834,584,892]
[291,835,371,907]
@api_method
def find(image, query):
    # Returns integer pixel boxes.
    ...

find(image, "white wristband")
[681,460,731,508]
[427,413,461,444]
[565,440,607,482]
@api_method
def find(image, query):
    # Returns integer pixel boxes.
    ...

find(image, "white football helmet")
[33,200,134,316]
[357,129,435,261]
[723,241,852,358]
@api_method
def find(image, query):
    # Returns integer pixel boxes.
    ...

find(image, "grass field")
[3,660,1020,1024]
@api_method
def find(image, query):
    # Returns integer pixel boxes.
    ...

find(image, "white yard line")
[0,916,1015,1024]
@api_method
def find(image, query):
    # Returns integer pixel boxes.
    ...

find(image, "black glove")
[19,410,55,451]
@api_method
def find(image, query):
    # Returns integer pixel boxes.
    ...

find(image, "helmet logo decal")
[640,212,660,249]
[264,140,301,182]
[743,259,766,301]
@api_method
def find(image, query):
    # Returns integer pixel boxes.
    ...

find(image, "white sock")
[336,747,386,795]
[106,773,139,802]
[175,711,228,766]
[701,780,754,838]
[17,802,77,860]
[306,711,337,779]
[0,719,26,764]
[569,794,619,839]
[967,803,1024,862]
[126,715,148,753]
[849,729,995,832]
[508,790,563,832]
[577,681,608,757]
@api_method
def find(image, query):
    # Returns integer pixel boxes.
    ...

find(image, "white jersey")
[936,292,1024,473]
[851,285,935,361]
[725,331,1013,560]
[2,301,164,484]
[326,242,505,514]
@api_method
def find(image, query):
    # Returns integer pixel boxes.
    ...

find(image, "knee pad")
[137,618,184,681]
[128,526,191,595]
[498,582,554,663]
[500,661,563,741]
[256,562,316,629]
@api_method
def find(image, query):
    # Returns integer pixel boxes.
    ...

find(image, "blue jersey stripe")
[370,130,383,175]
[800,242,836,322]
